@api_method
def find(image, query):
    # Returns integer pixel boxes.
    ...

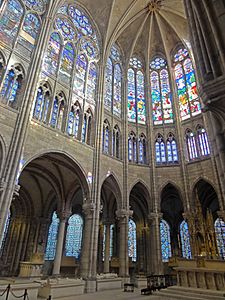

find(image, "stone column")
[80,202,95,279]
[148,213,163,275]
[116,209,132,278]
[52,210,70,276]
[103,222,111,273]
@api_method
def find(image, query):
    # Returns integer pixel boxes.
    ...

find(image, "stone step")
[157,286,225,300]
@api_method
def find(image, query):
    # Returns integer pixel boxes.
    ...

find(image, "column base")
[85,278,97,293]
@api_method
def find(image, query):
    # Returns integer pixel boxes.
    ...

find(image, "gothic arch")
[100,173,122,210]
[0,134,6,177]
[159,180,184,205]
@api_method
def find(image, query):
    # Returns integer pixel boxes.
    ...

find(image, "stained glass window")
[0,0,24,46]
[33,87,44,119]
[103,121,110,154]
[139,135,146,164]
[50,95,65,129]
[45,211,59,261]
[180,220,192,259]
[43,32,61,76]
[137,71,146,124]
[174,48,201,120]
[160,219,172,262]
[102,224,114,261]
[186,129,198,160]
[0,69,21,104]
[59,43,74,85]
[127,68,136,122]
[73,54,87,100]
[128,219,137,262]
[68,105,80,137]
[55,17,75,41]
[215,218,225,260]
[113,64,122,116]
[65,214,83,258]
[104,58,113,110]
[150,57,173,125]
[87,62,97,103]
[197,126,210,156]
[155,134,166,164]
[24,0,47,14]
[167,134,178,163]
[113,126,120,159]
[128,133,137,162]
[82,114,87,143]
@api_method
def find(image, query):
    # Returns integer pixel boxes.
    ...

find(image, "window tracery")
[166,133,178,163]
[50,92,65,130]
[67,102,80,138]
[155,134,166,164]
[33,82,51,122]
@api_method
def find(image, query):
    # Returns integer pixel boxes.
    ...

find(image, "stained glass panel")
[160,219,172,262]
[127,68,136,122]
[174,48,189,62]
[183,58,201,116]
[59,42,74,84]
[55,17,75,41]
[65,214,83,258]
[113,64,122,117]
[215,218,225,260]
[33,87,44,119]
[0,0,23,46]
[68,6,94,37]
[160,69,173,124]
[73,54,87,99]
[180,220,192,259]
[45,212,59,261]
[128,219,137,262]
[198,128,210,156]
[151,71,163,125]
[24,0,46,14]
[104,58,113,110]
[0,69,19,103]
[137,71,146,124]
[87,63,97,103]
[43,32,61,76]
[50,97,59,127]
[187,132,198,160]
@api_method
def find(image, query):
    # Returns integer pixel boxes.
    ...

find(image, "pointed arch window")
[65,214,83,259]
[155,134,166,164]
[186,129,198,160]
[103,120,110,154]
[167,133,178,163]
[160,219,172,262]
[113,125,120,159]
[50,92,65,130]
[150,57,173,125]
[33,82,51,122]
[45,211,59,261]
[67,103,80,138]
[180,220,192,259]
[127,58,146,124]
[128,219,137,262]
[102,224,114,261]
[128,132,137,163]
[215,218,225,260]
[0,65,24,106]
[174,48,201,121]
[139,134,147,164]
[82,110,92,145]
[87,62,97,103]
[197,125,210,157]
[73,54,88,101]
[59,42,75,85]
[104,45,122,117]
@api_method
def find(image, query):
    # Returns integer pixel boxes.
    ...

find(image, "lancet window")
[65,214,83,259]
[50,92,66,130]
[112,125,120,159]
[215,218,225,260]
[82,109,92,145]
[166,133,179,163]
[139,134,147,164]
[186,129,198,160]
[128,132,137,163]
[180,220,192,259]
[103,120,110,154]
[33,82,51,122]
[67,102,81,138]
[45,211,59,261]
[160,219,172,262]
[155,134,166,164]
[128,219,137,262]
[197,125,210,156]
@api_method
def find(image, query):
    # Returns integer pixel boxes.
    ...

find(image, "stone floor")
[57,289,162,300]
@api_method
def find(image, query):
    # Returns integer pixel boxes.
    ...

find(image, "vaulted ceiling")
[76,0,189,63]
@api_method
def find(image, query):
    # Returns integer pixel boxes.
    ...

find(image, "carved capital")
[116,209,133,220]
[82,202,95,217]
[57,209,71,222]
[148,212,163,224]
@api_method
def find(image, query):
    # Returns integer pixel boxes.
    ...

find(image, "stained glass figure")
[68,6,94,37]
[0,0,24,46]
[174,48,201,120]
[104,58,113,110]
[150,57,173,125]
[155,134,166,164]
[137,71,146,124]
[186,129,198,160]
[45,211,59,260]
[180,220,192,259]
[55,17,75,41]
[87,62,97,103]
[65,214,83,258]
[59,43,74,85]
[73,54,87,100]
[113,64,122,117]
[197,126,210,156]
[17,13,41,56]
[215,218,225,260]
[43,32,61,76]
[167,134,178,163]
[128,219,137,262]
[160,219,172,262]
[24,0,47,14]
[127,68,136,122]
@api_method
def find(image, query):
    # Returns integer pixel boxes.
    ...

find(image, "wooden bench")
[124,283,134,292]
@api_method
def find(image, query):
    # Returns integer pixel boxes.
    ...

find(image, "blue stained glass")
[110,45,121,62]
[82,115,87,142]
[137,71,146,124]
[33,88,43,119]
[155,137,166,164]
[180,220,192,259]
[102,224,114,261]
[128,138,133,161]
[139,140,144,163]
[81,40,98,59]
[187,131,198,160]
[65,214,83,258]
[127,68,136,122]
[128,219,137,262]
[0,0,23,46]
[50,97,59,127]
[67,110,74,135]
[22,13,41,41]
[174,48,189,63]
[73,54,87,99]
[104,127,109,153]
[55,17,75,41]
[68,6,94,37]
[160,219,172,262]
[113,64,122,117]
[43,32,61,76]
[167,139,178,163]
[198,128,210,156]
[45,212,59,261]
[59,42,74,84]
[87,63,97,102]
[24,0,46,14]
[1,69,20,103]
[215,218,225,260]
[151,71,163,125]
[104,58,113,110]
[160,69,173,124]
